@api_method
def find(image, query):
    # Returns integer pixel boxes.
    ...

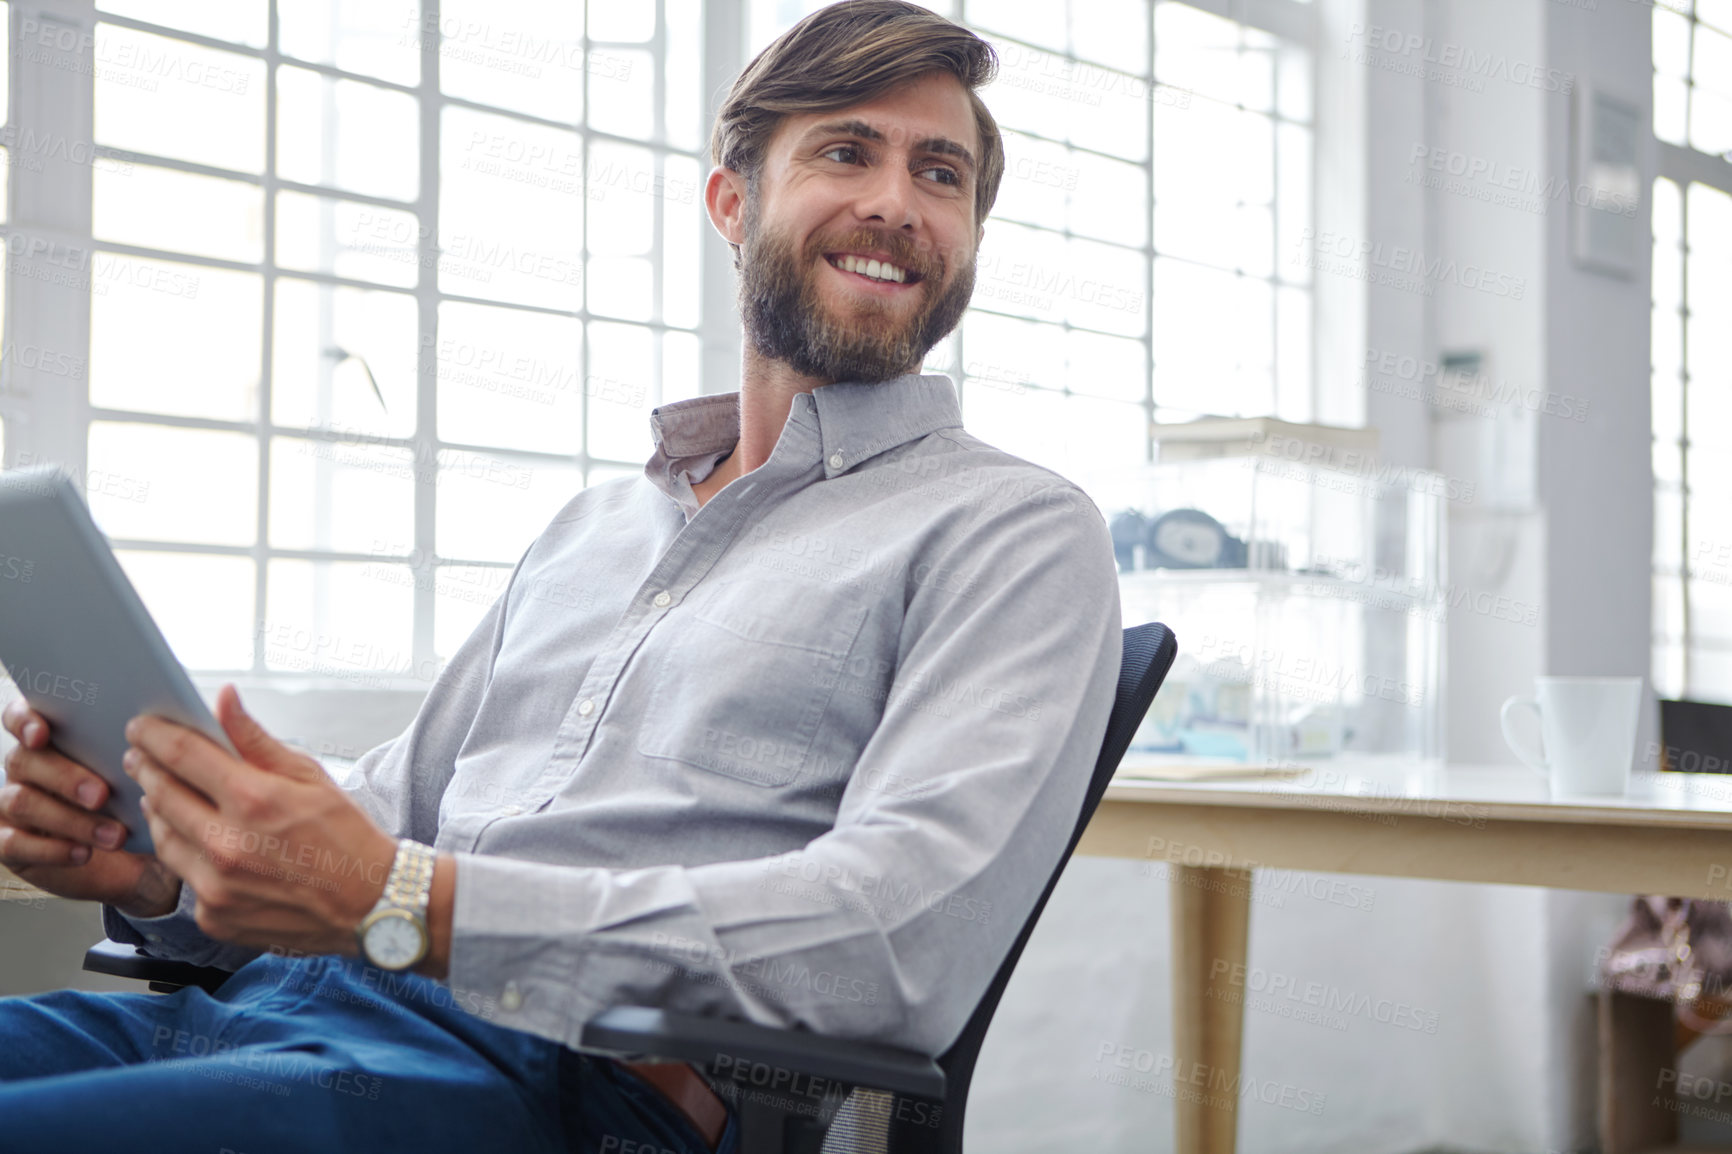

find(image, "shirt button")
[501,805,523,817]
[652,591,672,608]
[501,981,523,1012]
[829,452,845,469]
[146,933,164,943]
[577,698,595,716]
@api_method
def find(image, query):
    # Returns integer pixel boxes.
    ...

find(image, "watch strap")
[376,838,435,918]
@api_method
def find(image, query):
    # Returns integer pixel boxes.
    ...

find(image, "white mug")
[1500,676,1643,795]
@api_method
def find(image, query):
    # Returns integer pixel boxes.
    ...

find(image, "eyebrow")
[803,119,977,172]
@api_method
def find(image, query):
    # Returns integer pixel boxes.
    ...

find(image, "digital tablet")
[0,466,236,855]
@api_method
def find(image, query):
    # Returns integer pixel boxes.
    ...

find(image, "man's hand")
[122,685,399,956]
[0,699,182,917]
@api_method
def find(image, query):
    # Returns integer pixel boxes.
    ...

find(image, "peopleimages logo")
[1294,227,1527,300]
[4,666,99,706]
[1345,22,1574,94]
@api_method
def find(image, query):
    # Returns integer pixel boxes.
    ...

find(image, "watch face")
[363,911,427,970]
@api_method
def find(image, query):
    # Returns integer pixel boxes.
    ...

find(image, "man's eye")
[821,144,861,164]
[918,166,961,186]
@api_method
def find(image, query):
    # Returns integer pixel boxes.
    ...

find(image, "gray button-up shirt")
[107,371,1122,1057]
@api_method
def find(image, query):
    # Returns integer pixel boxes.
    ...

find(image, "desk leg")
[1170,865,1251,1154]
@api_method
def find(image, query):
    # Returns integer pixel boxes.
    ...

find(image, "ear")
[705,166,748,249]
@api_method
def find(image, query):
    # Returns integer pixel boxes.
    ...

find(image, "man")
[0,2,1120,1150]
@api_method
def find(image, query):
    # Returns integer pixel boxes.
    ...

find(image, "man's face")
[734,71,983,384]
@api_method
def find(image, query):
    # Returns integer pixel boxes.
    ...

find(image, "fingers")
[125,747,219,848]
[2,737,109,812]
[124,714,239,801]
[213,686,323,782]
[0,822,92,867]
[0,781,127,852]
[1,699,48,748]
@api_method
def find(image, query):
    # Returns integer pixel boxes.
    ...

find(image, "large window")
[1651,0,1732,700]
[4,0,704,689]
[1,0,1314,693]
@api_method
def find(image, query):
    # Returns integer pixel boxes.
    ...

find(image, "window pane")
[272,279,418,439]
[1696,23,1732,93]
[664,156,704,329]
[1070,150,1148,248]
[94,164,263,263]
[93,24,266,171]
[436,300,582,454]
[279,0,421,86]
[278,67,419,201]
[966,0,1065,53]
[1155,2,1241,106]
[1691,86,1732,156]
[1656,74,1689,145]
[1067,329,1146,403]
[963,382,1068,472]
[269,437,418,553]
[587,257,654,321]
[276,191,420,288]
[590,0,655,45]
[588,141,657,256]
[1072,0,1150,75]
[975,221,1146,337]
[586,322,656,463]
[438,0,584,123]
[440,105,584,310]
[116,551,254,670]
[88,423,257,546]
[97,0,267,47]
[0,3,12,126]
[1276,284,1312,421]
[963,312,1063,391]
[587,49,656,140]
[435,450,581,563]
[1154,257,1272,416]
[663,330,702,404]
[665,0,702,150]
[263,559,414,682]
[89,257,259,422]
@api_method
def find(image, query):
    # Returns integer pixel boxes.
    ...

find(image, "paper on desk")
[1113,758,1310,783]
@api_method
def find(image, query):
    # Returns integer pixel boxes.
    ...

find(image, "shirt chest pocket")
[635,578,870,787]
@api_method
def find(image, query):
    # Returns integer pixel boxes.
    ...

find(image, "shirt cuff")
[100,882,263,971]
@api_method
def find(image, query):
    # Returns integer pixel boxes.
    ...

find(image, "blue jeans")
[0,950,738,1154]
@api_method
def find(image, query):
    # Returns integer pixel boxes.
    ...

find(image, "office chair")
[85,622,1179,1154]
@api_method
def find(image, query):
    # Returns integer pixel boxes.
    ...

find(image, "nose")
[852,161,920,232]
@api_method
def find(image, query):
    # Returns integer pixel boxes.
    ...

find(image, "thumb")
[215,685,320,781]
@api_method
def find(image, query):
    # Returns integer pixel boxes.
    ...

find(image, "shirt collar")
[644,372,964,510]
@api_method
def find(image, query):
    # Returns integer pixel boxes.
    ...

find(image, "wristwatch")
[356,838,436,971]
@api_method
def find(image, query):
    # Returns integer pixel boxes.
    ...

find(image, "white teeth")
[835,255,907,283]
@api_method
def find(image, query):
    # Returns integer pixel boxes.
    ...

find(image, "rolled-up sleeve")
[447,491,1122,1056]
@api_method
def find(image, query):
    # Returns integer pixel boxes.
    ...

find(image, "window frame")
[1651,1,1732,700]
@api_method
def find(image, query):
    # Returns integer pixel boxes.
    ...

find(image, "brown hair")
[710,0,1005,226]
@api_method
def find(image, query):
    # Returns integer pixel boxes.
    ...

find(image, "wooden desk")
[1075,761,1732,1153]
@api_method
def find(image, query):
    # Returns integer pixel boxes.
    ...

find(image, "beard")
[737,202,975,385]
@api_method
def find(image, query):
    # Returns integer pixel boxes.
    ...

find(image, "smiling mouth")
[826,253,921,286]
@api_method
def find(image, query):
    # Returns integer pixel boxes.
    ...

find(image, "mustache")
[801,227,947,283]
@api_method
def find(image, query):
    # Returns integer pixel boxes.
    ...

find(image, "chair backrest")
[891,622,1176,1152]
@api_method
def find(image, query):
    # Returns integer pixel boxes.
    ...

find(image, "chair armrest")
[82,938,236,993]
[580,1006,946,1101]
